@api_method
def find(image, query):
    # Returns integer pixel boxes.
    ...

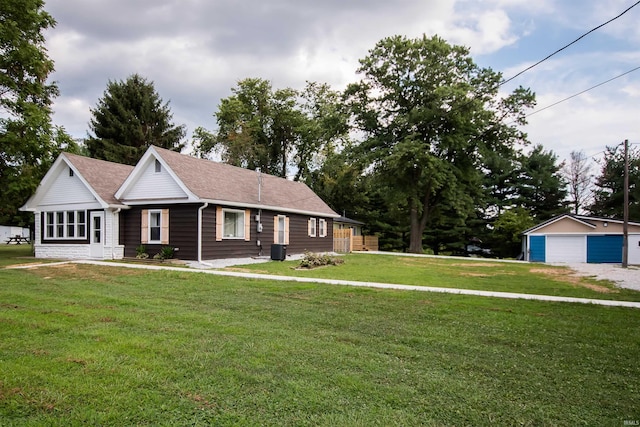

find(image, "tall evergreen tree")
[0,0,71,225]
[589,144,640,221]
[515,145,569,221]
[86,74,185,165]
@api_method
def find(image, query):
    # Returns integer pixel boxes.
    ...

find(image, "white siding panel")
[122,161,187,200]
[629,235,640,266]
[40,169,97,206]
[546,235,586,263]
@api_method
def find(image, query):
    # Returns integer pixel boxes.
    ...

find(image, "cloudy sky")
[44,0,640,165]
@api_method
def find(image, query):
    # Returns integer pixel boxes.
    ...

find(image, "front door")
[90,211,104,258]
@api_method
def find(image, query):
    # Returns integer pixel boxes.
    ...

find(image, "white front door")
[90,211,104,258]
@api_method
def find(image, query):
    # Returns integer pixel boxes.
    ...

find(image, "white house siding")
[36,244,91,259]
[121,161,187,200]
[104,209,124,260]
[546,235,586,263]
[33,210,124,260]
[40,168,97,208]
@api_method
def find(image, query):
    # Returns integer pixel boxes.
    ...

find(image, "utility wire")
[422,0,640,132]
[523,65,640,119]
[499,0,640,87]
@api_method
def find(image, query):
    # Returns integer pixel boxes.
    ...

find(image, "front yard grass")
[1,259,639,425]
[230,253,640,301]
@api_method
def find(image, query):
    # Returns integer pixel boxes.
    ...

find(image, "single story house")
[522,214,640,264]
[21,146,339,262]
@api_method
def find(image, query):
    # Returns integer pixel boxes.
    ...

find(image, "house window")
[274,215,289,245]
[155,159,161,173]
[69,168,74,177]
[318,219,327,237]
[43,210,87,240]
[215,207,250,241]
[46,212,54,238]
[149,210,162,243]
[56,212,64,237]
[308,218,317,237]
[67,211,75,237]
[77,211,86,237]
[141,209,169,244]
[223,209,245,239]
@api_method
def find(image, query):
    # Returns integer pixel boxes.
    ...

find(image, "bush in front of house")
[136,245,149,259]
[153,246,175,261]
[298,251,344,269]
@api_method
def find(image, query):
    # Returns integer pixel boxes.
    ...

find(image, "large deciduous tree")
[0,0,74,225]
[194,78,348,181]
[86,74,185,165]
[589,144,640,221]
[345,35,535,253]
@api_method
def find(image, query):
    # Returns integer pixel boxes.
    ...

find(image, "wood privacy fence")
[333,229,379,253]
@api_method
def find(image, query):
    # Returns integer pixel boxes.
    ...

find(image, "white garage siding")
[630,235,640,265]
[546,235,586,263]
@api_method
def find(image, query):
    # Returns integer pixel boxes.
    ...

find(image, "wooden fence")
[333,229,378,253]
[333,229,352,253]
[352,235,379,252]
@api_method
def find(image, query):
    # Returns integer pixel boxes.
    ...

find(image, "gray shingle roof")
[153,147,338,217]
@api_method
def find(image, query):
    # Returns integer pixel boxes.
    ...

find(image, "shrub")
[155,246,175,261]
[298,251,344,269]
[136,245,149,259]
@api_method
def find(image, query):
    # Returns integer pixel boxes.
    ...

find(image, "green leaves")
[197,79,348,182]
[590,144,640,221]
[346,35,536,253]
[0,0,63,225]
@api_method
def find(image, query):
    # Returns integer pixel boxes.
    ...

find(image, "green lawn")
[229,252,640,301]
[1,247,639,425]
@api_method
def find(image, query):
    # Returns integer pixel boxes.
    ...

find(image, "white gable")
[118,157,189,201]
[25,158,105,211]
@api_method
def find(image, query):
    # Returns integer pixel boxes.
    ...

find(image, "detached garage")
[522,214,640,265]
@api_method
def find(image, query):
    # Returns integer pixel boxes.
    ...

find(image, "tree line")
[2,0,638,257]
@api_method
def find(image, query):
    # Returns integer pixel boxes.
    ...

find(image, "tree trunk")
[408,192,432,253]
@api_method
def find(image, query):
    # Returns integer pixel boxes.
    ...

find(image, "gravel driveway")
[558,263,640,291]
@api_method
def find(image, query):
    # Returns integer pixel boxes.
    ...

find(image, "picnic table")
[5,235,30,244]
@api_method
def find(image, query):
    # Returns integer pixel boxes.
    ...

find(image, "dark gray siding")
[121,204,199,260]
[122,203,334,261]
[201,206,333,260]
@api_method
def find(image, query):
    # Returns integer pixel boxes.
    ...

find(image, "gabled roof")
[118,146,340,217]
[21,152,134,211]
[64,153,134,206]
[522,213,640,235]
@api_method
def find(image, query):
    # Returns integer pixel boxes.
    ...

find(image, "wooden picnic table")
[5,236,30,244]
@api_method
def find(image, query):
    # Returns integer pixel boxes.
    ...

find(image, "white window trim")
[222,208,246,240]
[319,218,327,238]
[148,209,162,244]
[44,210,87,240]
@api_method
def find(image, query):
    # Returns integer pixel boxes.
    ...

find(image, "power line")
[499,0,640,87]
[524,65,640,119]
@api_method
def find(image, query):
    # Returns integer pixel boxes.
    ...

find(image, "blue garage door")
[529,235,545,262]
[587,235,623,263]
